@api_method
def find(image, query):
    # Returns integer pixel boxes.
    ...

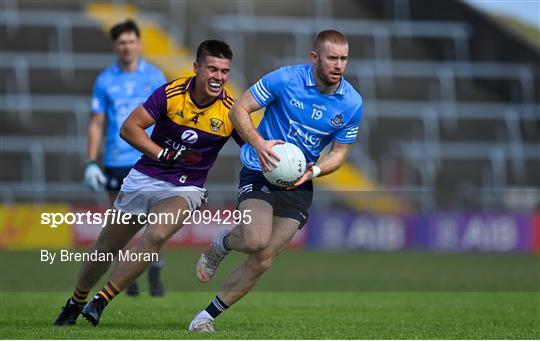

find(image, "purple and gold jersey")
[133,77,240,187]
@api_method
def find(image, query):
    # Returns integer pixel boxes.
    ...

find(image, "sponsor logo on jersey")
[181,130,198,144]
[287,120,329,149]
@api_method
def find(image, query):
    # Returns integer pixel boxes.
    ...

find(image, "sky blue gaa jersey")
[91,59,166,167]
[241,64,363,171]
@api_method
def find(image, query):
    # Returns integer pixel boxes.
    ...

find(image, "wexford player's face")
[313,42,349,86]
[113,31,141,65]
[194,56,231,99]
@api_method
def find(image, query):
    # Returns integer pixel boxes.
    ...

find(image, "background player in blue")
[85,19,167,297]
[190,30,363,332]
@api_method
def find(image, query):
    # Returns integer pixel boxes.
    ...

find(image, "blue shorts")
[237,166,313,229]
[104,167,131,192]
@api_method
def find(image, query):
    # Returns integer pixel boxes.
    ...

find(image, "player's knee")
[241,228,270,253]
[144,227,170,247]
[243,237,269,253]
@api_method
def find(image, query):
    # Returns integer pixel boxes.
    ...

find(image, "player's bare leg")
[190,216,298,332]
[219,216,298,303]
[81,196,190,326]
[108,196,189,290]
[54,211,142,326]
[76,214,143,291]
[107,192,163,297]
[196,199,273,283]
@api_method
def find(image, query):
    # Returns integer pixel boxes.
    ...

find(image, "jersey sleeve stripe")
[257,80,272,98]
[256,81,270,99]
[166,90,187,99]
[249,87,267,107]
[254,82,268,101]
[223,97,235,106]
[252,84,268,103]
[165,84,186,94]
[335,136,357,143]
[165,78,191,94]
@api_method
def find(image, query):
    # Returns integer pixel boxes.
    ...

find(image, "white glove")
[84,161,107,191]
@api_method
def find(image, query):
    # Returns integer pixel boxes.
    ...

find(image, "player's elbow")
[228,104,248,122]
[119,121,131,143]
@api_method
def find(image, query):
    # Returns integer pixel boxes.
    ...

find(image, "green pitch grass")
[1,250,539,339]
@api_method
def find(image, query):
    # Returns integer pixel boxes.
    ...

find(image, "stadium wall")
[1,204,539,253]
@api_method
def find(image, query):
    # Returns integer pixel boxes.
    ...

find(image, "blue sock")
[204,295,229,319]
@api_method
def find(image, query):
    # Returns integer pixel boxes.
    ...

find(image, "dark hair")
[196,40,233,64]
[110,19,140,41]
[313,29,348,52]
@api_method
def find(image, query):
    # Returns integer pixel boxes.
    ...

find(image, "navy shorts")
[104,167,131,192]
[237,167,313,229]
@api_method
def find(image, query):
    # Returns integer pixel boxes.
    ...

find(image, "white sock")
[213,230,231,255]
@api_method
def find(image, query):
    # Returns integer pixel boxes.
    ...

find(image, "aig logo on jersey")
[289,98,305,110]
[331,114,344,127]
[181,130,198,144]
[288,120,328,149]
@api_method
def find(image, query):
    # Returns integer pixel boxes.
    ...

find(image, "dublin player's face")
[113,31,141,66]
[314,42,348,86]
[193,56,231,103]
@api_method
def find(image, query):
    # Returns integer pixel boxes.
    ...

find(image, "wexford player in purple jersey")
[54,40,241,327]
[189,30,363,332]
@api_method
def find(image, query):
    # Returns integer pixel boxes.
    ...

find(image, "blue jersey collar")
[113,58,146,74]
[305,65,346,95]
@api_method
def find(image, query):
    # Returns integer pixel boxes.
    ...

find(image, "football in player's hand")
[263,142,306,187]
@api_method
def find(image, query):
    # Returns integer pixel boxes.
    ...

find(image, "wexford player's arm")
[120,105,162,161]
[229,90,284,172]
[287,141,351,189]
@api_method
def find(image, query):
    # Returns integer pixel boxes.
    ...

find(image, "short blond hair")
[313,30,348,52]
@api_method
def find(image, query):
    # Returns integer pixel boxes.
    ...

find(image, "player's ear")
[193,62,199,74]
[310,51,319,65]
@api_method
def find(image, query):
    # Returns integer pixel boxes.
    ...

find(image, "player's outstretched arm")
[287,141,351,189]
[229,90,284,172]
[120,105,162,160]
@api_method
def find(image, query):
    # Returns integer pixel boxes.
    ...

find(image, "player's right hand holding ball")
[255,139,285,172]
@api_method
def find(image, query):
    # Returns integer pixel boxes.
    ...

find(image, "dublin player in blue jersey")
[85,20,166,296]
[190,30,363,332]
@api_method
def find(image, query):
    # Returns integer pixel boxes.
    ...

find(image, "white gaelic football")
[263,142,306,187]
